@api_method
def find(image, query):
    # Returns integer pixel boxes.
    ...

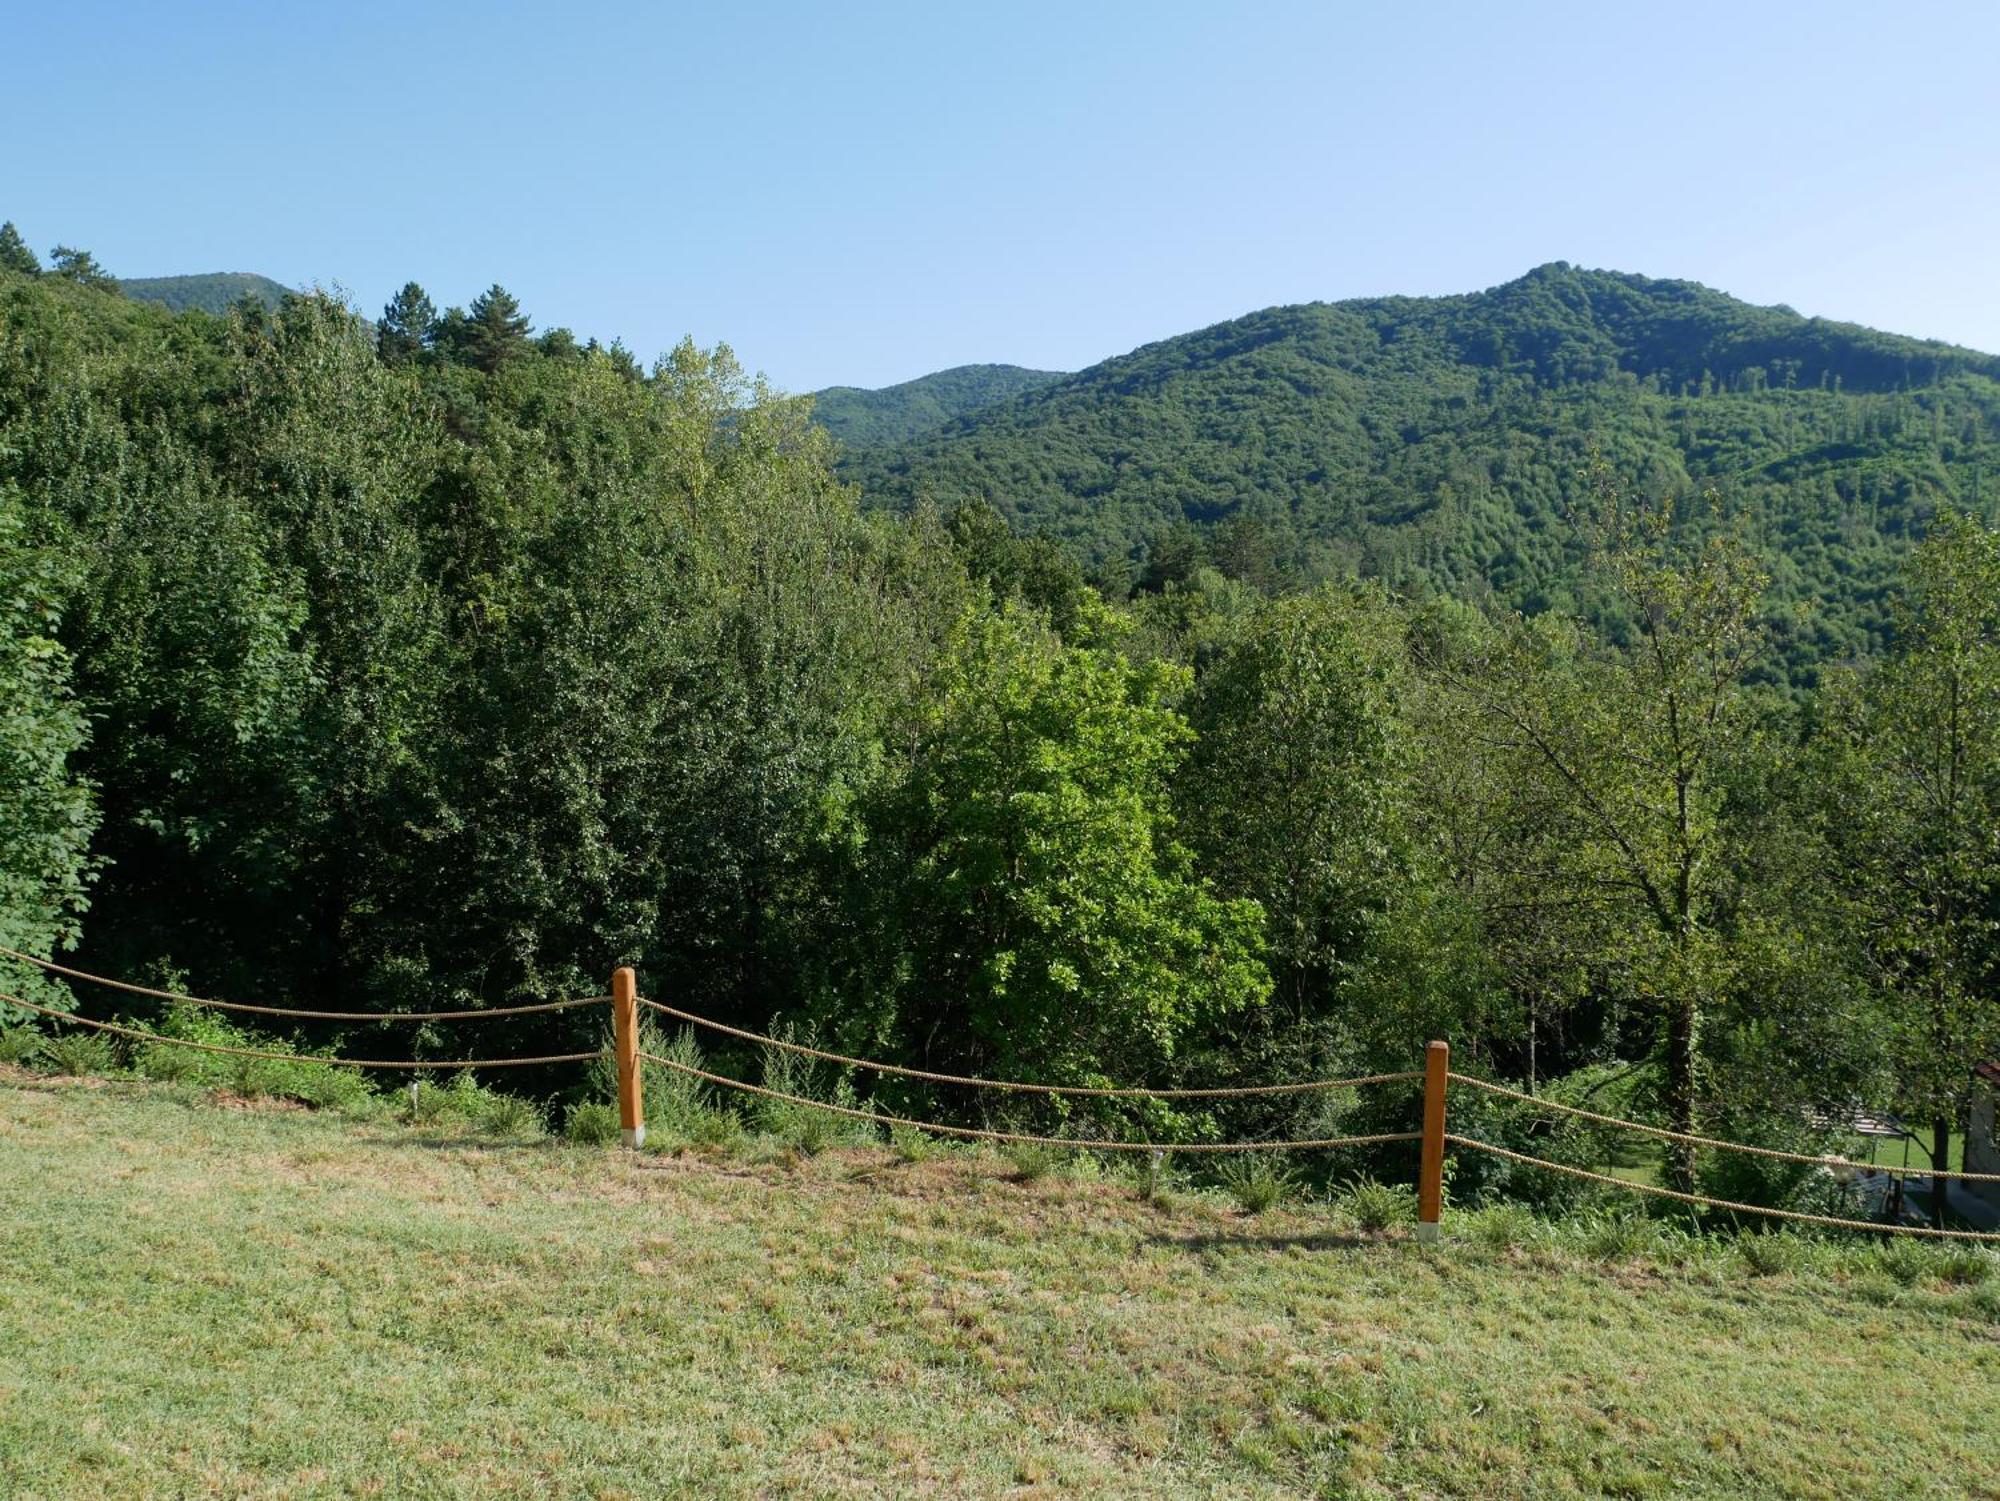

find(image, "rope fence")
[635,1044,1420,1154]
[0,945,609,1021]
[0,991,602,1070]
[5,950,1996,1245]
[1450,1070,2000,1185]
[636,993,1420,1099]
[1447,1134,2000,1243]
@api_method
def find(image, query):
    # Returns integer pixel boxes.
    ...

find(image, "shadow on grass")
[1140,1227,1381,1255]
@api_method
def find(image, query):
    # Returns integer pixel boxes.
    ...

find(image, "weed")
[41,1031,117,1077]
[1573,1208,1663,1261]
[889,1122,944,1162]
[566,1101,621,1145]
[1216,1154,1297,1215]
[1337,1175,1411,1232]
[1738,1232,1807,1278]
[1466,1201,1539,1250]
[476,1092,545,1139]
[1003,1142,1064,1183]
[0,1028,45,1066]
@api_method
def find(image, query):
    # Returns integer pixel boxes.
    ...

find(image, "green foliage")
[1214,1153,1297,1214]
[0,223,38,277]
[1336,1174,1412,1231]
[565,1100,620,1145]
[40,1030,116,1076]
[856,600,1269,1099]
[376,281,436,363]
[842,264,2000,688]
[810,364,1065,449]
[47,246,115,290]
[0,1028,43,1065]
[117,272,290,315]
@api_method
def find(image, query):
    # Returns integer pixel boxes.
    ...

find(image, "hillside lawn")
[0,1070,1995,1500]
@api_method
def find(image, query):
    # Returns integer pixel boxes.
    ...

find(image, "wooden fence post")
[613,966,644,1149]
[1417,1039,1449,1244]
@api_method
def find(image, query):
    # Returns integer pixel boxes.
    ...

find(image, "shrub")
[0,1028,45,1066]
[889,1122,945,1163]
[1571,1208,1663,1261]
[42,1031,116,1077]
[566,1101,620,1145]
[1003,1142,1064,1183]
[1216,1154,1297,1215]
[756,1023,874,1154]
[1338,1175,1411,1232]
[476,1092,545,1139]
[1466,1202,1539,1250]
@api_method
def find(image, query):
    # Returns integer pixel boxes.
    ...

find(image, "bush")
[1466,1202,1539,1250]
[1738,1231,1808,1277]
[0,1028,45,1066]
[1337,1175,1411,1232]
[1003,1141,1064,1183]
[1216,1154,1297,1215]
[756,1024,874,1154]
[566,1101,621,1145]
[476,1091,544,1139]
[1570,1208,1663,1261]
[42,1031,117,1077]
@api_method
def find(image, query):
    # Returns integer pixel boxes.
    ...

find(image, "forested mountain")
[118,271,292,314]
[841,264,2000,677]
[811,363,1066,448]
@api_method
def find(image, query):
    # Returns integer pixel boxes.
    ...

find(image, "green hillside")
[843,264,2000,671]
[812,362,1066,448]
[118,270,292,315]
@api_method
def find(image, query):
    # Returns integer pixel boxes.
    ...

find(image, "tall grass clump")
[1216,1154,1298,1215]
[755,1023,874,1155]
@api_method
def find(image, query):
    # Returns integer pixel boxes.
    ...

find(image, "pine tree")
[376,282,437,364]
[47,245,115,289]
[0,222,39,276]
[462,284,531,373]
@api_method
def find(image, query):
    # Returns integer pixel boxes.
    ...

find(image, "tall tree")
[0,223,38,276]
[1822,511,2000,1221]
[1425,492,1769,1189]
[46,246,114,289]
[376,281,437,364]
[459,283,531,373]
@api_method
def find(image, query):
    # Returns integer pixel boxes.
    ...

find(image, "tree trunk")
[1932,1116,1953,1229]
[1663,997,1700,1194]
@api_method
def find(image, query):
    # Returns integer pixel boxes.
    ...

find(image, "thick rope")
[1446,1134,2000,1243]
[1449,1071,2000,1185]
[0,945,609,1021]
[637,995,1420,1100]
[637,1048,1420,1154]
[0,992,601,1071]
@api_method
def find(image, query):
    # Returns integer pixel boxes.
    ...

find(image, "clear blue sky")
[7,1,1997,391]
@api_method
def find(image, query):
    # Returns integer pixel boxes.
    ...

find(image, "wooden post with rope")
[612,966,644,1149]
[1417,1039,1448,1244]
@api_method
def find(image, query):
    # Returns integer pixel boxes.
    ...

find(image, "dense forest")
[811,364,1066,449]
[837,264,2000,688]
[2,222,1997,1223]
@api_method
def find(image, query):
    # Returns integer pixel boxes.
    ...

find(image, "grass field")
[0,1069,1995,1500]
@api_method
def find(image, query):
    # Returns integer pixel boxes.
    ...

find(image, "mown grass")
[0,1069,1995,1499]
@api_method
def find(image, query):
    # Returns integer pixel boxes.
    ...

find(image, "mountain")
[811,363,1066,449]
[119,272,292,316]
[839,264,2000,673]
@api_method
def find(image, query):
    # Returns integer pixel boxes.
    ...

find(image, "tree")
[47,245,114,289]
[376,282,436,364]
[1822,511,2000,1221]
[459,283,531,373]
[0,491,98,1013]
[0,223,38,276]
[858,600,1269,1103]
[1425,491,1769,1190]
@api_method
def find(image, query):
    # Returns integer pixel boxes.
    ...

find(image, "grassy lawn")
[0,1070,1995,1500]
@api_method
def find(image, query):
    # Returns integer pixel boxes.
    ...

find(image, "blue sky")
[6,2,1997,391]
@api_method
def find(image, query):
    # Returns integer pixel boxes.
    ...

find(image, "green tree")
[1822,511,2000,1220]
[458,283,531,373]
[860,600,1269,1099]
[376,282,437,363]
[0,492,98,1012]
[47,245,115,289]
[0,223,38,276]
[1425,493,1770,1190]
